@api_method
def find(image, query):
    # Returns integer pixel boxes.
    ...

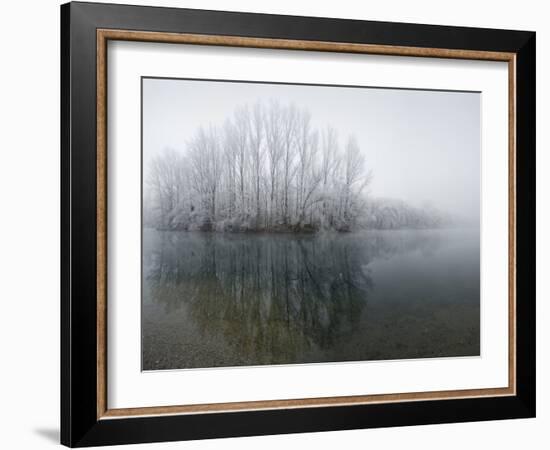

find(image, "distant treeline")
[144,100,449,233]
[360,198,452,230]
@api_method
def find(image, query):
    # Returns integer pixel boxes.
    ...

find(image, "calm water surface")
[142,229,480,370]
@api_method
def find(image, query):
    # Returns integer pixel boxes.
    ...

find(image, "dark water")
[142,228,480,370]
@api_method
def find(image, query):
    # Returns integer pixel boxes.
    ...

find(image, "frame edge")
[60,2,72,446]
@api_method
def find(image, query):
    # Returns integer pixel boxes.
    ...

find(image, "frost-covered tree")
[146,100,375,232]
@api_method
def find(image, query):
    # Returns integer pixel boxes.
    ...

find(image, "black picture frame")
[61,1,535,447]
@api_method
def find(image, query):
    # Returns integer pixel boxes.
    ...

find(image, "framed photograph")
[61,2,535,447]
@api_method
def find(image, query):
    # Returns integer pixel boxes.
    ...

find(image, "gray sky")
[143,77,480,219]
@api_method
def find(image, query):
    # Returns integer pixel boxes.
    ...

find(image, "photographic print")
[141,77,481,371]
[62,6,535,444]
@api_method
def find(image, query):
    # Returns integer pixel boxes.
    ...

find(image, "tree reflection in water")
[142,230,451,369]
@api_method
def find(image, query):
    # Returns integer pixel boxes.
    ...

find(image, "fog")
[143,77,480,224]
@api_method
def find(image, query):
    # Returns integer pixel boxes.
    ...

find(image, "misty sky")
[143,77,480,219]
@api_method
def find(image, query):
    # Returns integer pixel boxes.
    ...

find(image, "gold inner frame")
[96,29,517,420]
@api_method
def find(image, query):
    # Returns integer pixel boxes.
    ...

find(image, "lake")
[142,228,480,370]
